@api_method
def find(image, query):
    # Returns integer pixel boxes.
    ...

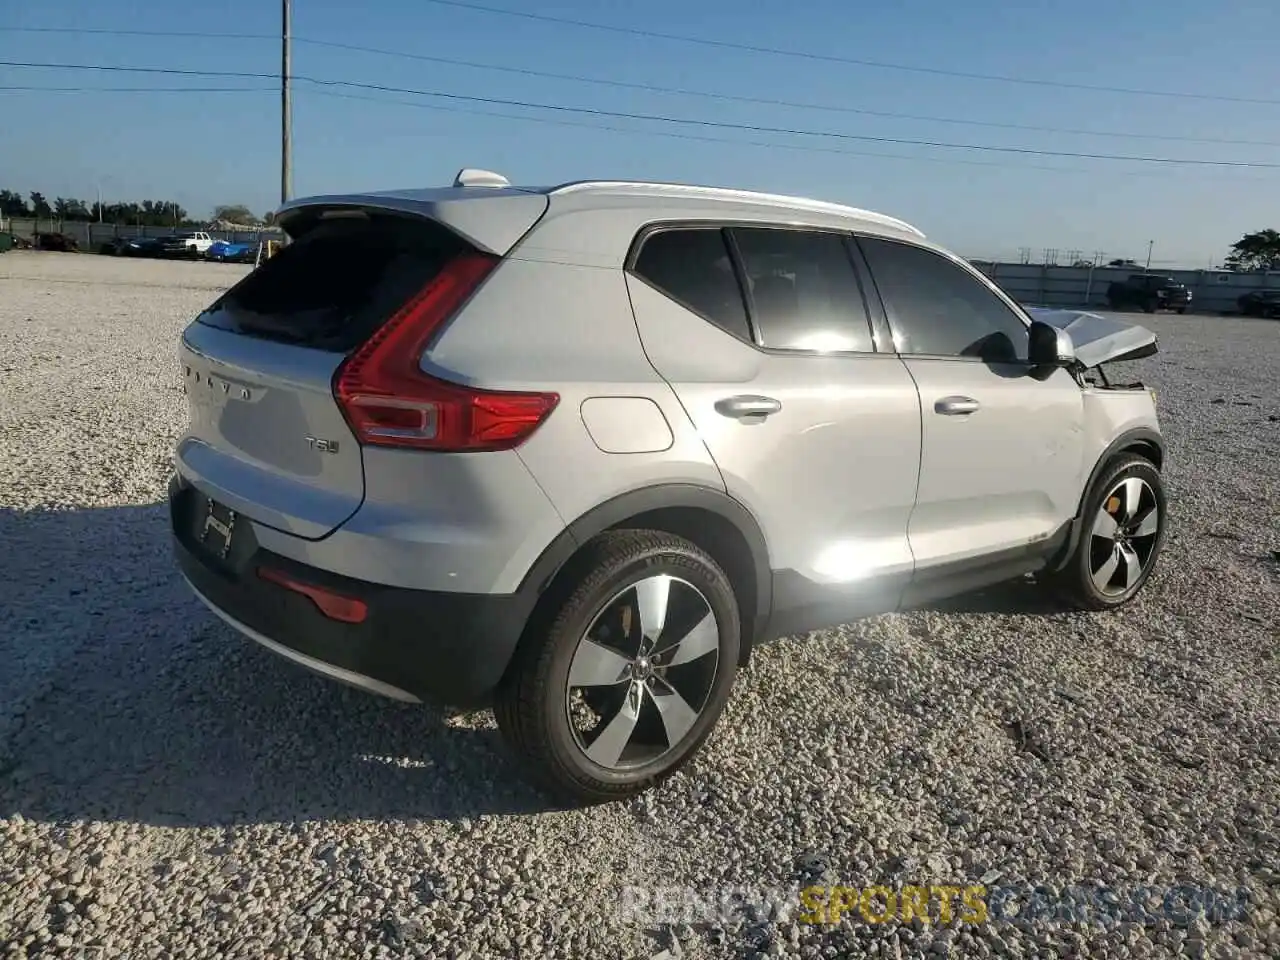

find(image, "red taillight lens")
[333,251,559,452]
[257,566,368,624]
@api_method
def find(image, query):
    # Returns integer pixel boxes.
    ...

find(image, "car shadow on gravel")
[0,504,559,828]
[906,575,1071,616]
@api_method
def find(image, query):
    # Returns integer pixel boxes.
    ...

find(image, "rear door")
[855,234,1085,594]
[177,212,473,539]
[626,225,922,624]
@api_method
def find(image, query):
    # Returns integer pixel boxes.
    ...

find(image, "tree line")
[1226,230,1280,272]
[1,190,269,228]
[0,190,195,227]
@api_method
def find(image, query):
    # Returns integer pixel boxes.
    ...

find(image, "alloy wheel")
[564,574,721,771]
[1089,476,1161,597]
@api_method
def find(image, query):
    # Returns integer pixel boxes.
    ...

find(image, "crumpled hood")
[1025,307,1159,368]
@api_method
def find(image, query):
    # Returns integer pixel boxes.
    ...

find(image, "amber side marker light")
[257,566,369,624]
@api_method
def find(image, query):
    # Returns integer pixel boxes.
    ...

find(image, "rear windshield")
[196,212,469,352]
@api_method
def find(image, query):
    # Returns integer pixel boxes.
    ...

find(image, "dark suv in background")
[1106,274,1191,314]
[1237,290,1280,319]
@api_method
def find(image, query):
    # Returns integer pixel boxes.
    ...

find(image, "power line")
[416,0,1280,106]
[3,60,1277,169]
[0,84,274,93]
[0,26,274,41]
[0,78,1261,180]
[294,79,1280,169]
[5,25,1279,142]
[306,88,1088,172]
[4,16,1275,107]
[0,78,1217,178]
[0,60,278,80]
[294,38,1280,148]
[302,89,1271,183]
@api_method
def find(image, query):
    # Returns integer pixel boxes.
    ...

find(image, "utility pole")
[281,0,293,207]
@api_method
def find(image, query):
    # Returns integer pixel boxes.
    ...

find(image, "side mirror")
[1028,320,1076,368]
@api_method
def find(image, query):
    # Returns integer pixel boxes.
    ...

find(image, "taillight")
[333,252,559,452]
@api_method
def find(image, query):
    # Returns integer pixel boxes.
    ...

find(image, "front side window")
[858,236,1029,361]
[730,227,874,353]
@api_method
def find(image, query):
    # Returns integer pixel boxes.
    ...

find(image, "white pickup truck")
[158,231,214,257]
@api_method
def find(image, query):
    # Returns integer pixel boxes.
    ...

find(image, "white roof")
[276,173,927,253]
[547,180,925,238]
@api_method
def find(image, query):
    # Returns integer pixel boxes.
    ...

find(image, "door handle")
[935,396,980,416]
[715,395,782,420]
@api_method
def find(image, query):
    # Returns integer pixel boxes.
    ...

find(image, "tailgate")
[178,324,365,540]
[174,209,494,540]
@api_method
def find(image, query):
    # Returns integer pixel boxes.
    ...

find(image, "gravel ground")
[1,251,1277,959]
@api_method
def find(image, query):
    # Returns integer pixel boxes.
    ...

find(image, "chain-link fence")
[0,217,281,251]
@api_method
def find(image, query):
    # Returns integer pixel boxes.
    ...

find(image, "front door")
[855,234,1085,598]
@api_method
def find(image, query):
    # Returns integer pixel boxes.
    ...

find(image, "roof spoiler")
[273,187,547,256]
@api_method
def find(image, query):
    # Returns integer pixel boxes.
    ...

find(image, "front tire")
[1048,454,1167,610]
[494,530,741,805]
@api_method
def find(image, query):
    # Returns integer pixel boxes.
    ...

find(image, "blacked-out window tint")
[632,229,751,341]
[731,227,873,353]
[198,215,467,352]
[859,236,1029,361]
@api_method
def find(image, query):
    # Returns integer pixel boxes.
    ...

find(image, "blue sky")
[2,0,1277,266]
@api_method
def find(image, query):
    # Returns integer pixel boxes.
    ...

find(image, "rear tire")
[494,530,741,805]
[1047,454,1167,611]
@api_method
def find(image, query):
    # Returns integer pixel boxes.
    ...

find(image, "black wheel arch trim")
[517,483,773,643]
[1047,427,1165,572]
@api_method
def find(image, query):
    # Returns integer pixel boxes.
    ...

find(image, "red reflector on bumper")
[257,566,369,624]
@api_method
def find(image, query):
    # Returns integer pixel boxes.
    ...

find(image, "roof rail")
[453,168,511,188]
[547,180,924,238]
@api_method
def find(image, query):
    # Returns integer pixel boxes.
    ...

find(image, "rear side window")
[197,214,468,352]
[731,227,873,353]
[631,228,752,342]
[859,236,1029,361]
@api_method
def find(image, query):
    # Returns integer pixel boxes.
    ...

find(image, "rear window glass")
[632,228,752,342]
[196,214,468,352]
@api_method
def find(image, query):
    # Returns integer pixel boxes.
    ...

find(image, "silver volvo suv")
[171,170,1167,804]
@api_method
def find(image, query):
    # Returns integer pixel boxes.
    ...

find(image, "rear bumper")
[169,474,534,707]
